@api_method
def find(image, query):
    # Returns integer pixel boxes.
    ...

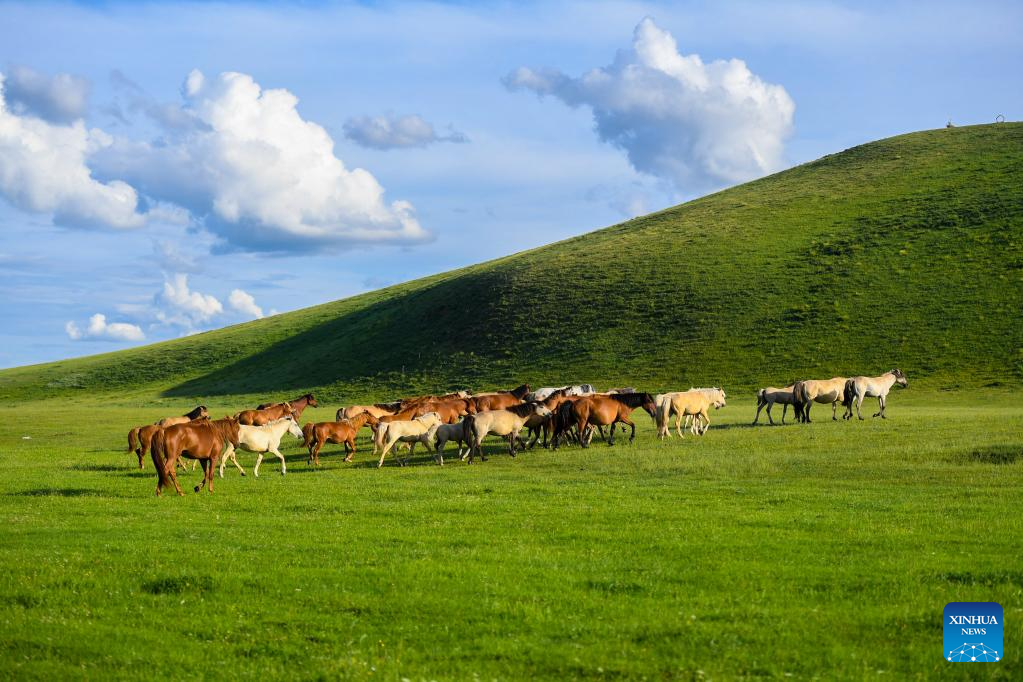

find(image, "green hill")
[2,123,1021,403]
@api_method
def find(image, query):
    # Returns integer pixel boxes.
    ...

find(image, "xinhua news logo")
[944,602,1002,662]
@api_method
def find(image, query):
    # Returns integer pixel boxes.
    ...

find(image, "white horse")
[654,389,726,438]
[463,403,552,463]
[525,384,597,401]
[376,412,443,467]
[792,377,848,422]
[219,417,303,478]
[842,369,908,420]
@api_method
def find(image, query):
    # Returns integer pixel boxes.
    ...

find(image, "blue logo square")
[944,602,1002,662]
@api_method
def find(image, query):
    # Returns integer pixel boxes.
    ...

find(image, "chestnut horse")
[337,403,398,421]
[151,417,240,496]
[127,406,208,467]
[307,412,378,465]
[410,397,476,423]
[552,392,656,448]
[255,393,317,420]
[236,402,294,426]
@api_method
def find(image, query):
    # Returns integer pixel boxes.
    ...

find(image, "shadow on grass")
[950,445,1021,465]
[11,488,122,498]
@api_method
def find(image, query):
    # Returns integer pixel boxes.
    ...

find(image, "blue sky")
[0,0,1020,368]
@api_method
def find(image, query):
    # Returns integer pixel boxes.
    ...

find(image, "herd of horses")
[126,370,908,497]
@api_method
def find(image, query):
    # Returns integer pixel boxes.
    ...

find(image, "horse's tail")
[842,379,855,408]
[462,415,477,453]
[150,428,170,490]
[335,408,345,422]
[128,426,141,454]
[302,423,315,449]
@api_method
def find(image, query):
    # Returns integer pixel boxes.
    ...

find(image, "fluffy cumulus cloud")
[0,73,148,229]
[228,288,263,319]
[65,314,144,342]
[155,273,223,327]
[504,17,795,193]
[95,70,430,252]
[3,65,90,124]
[343,113,468,150]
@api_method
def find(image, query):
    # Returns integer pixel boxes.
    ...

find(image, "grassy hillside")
[2,123,1021,403]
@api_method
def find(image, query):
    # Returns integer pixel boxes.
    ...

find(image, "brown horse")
[150,417,240,496]
[410,398,476,423]
[127,406,208,467]
[552,392,656,448]
[256,393,317,420]
[236,402,294,426]
[307,412,378,465]
[469,393,523,413]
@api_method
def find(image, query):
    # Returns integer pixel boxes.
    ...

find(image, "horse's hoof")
[240,472,246,477]
[194,485,201,493]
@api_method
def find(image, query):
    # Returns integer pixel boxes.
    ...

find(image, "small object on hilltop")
[996,114,1005,123]
[946,119,955,128]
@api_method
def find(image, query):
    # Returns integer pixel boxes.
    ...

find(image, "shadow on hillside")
[11,487,124,498]
[160,271,513,398]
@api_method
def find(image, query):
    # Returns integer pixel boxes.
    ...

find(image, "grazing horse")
[792,377,848,422]
[337,403,398,421]
[127,406,208,468]
[219,417,304,478]
[306,412,379,465]
[236,402,294,426]
[842,369,909,420]
[376,413,443,467]
[552,393,656,449]
[655,389,727,438]
[151,417,240,496]
[257,394,317,420]
[463,403,552,462]
[752,385,801,425]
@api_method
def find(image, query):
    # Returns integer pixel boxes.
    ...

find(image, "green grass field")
[1,123,1021,678]
[1,392,1021,679]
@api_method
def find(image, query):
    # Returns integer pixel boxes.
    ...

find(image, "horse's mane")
[610,392,653,407]
[505,402,537,417]
[185,405,207,420]
[507,383,530,399]
[375,401,401,411]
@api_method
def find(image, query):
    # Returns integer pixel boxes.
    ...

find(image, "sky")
[0,0,1020,368]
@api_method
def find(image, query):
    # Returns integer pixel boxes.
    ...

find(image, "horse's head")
[531,404,553,419]
[890,369,908,387]
[712,388,727,408]
[305,393,318,407]
[418,411,442,427]
[286,417,304,439]
[363,412,380,426]
[282,402,295,416]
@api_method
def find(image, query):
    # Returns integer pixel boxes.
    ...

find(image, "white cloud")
[344,113,468,150]
[94,70,431,252]
[65,314,144,342]
[155,273,222,326]
[504,17,795,193]
[0,73,148,229]
[3,65,90,124]
[228,288,263,319]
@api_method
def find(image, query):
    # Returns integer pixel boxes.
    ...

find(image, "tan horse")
[842,369,909,420]
[410,397,476,423]
[655,389,726,438]
[464,403,552,462]
[792,377,847,422]
[752,385,800,425]
[337,403,398,421]
[151,417,240,496]
[306,412,379,465]
[376,412,443,467]
[236,402,294,426]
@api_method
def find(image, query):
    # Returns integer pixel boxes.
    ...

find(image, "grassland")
[1,392,1021,679]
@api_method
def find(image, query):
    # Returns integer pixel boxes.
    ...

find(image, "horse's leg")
[344,437,355,463]
[875,394,886,419]
[577,415,590,448]
[194,459,208,493]
[254,451,265,477]
[832,400,838,421]
[697,409,709,435]
[674,411,684,439]
[378,437,394,468]
[167,456,185,496]
[608,421,616,446]
[272,447,287,475]
[855,392,865,420]
[311,439,324,467]
[753,401,764,425]
[621,416,636,443]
